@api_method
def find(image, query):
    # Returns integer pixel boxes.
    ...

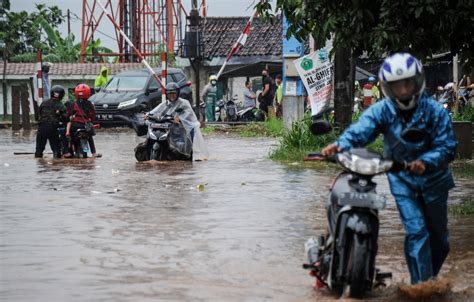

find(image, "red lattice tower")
[80,0,191,63]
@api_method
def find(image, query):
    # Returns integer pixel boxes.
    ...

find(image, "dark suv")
[89,68,192,125]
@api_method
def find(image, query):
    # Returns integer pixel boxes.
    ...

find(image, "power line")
[69,11,118,42]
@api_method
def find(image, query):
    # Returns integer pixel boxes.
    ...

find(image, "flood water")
[1,129,473,301]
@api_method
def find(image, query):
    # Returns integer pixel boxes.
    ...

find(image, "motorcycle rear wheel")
[348,234,370,298]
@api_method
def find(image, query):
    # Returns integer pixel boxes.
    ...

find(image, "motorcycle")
[215,95,265,122]
[215,99,227,122]
[303,125,424,298]
[236,103,265,122]
[69,124,96,158]
[127,112,193,162]
[223,97,238,122]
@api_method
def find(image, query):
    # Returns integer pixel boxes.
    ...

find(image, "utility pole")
[453,54,459,115]
[67,9,71,35]
[333,45,354,129]
[186,0,203,123]
[282,15,305,130]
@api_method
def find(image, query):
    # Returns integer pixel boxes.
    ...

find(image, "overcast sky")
[11,0,275,51]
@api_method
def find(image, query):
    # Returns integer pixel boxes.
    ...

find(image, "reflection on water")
[0,129,473,301]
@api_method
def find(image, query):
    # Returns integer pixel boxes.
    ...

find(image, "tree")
[256,0,474,128]
[0,3,64,58]
[9,17,114,63]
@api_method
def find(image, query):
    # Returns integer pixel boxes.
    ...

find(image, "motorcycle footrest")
[375,271,392,280]
[302,263,319,271]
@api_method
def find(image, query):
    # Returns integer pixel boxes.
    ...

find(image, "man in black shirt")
[259,69,275,114]
[35,85,68,158]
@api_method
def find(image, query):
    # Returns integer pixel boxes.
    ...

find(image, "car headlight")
[118,98,137,109]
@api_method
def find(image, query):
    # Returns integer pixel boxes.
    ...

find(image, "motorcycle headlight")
[118,98,137,109]
[443,103,449,109]
[337,153,392,175]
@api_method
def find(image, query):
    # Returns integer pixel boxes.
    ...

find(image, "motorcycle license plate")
[339,193,387,210]
[150,123,170,129]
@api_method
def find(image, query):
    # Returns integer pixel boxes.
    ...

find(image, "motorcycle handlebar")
[304,152,336,163]
[304,152,409,173]
[147,114,174,123]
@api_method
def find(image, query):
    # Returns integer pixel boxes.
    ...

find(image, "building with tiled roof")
[0,62,149,115]
[0,62,144,80]
[197,15,290,79]
[0,15,287,116]
[202,16,283,59]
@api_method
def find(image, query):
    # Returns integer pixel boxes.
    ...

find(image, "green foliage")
[9,15,113,63]
[0,4,64,58]
[452,103,474,123]
[449,197,474,216]
[200,126,216,135]
[85,39,114,63]
[269,113,384,161]
[269,117,339,161]
[256,0,473,66]
[239,118,283,137]
[239,117,284,137]
[147,43,177,67]
[451,160,474,179]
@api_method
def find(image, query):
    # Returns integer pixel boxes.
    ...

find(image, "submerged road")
[1,129,473,301]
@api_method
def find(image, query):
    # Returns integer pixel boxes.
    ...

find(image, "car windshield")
[105,76,148,91]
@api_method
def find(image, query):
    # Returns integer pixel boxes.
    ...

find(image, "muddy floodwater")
[1,129,473,301]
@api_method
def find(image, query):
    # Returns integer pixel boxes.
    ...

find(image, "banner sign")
[294,47,333,116]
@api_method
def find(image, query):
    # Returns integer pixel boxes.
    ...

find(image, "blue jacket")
[336,95,457,203]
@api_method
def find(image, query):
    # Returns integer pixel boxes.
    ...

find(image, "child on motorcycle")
[322,53,457,285]
[65,84,101,158]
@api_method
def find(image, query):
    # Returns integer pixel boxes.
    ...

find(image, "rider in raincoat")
[94,66,109,92]
[323,53,457,284]
[148,82,209,161]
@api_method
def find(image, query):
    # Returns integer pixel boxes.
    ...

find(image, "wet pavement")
[1,129,473,301]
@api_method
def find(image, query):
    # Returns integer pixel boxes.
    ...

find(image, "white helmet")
[378,53,425,110]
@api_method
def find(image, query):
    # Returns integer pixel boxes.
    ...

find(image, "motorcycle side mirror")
[310,117,332,135]
[401,128,425,143]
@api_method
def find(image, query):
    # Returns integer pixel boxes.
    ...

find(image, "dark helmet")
[50,85,66,101]
[165,82,180,100]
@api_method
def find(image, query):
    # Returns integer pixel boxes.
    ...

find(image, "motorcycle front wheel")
[347,233,370,298]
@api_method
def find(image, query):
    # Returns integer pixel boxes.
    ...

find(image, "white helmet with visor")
[378,53,425,110]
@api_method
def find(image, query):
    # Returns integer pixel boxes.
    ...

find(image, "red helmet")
[75,84,91,99]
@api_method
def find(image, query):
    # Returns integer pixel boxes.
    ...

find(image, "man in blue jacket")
[322,53,457,284]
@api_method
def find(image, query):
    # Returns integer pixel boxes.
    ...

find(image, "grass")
[268,113,384,161]
[1,115,12,122]
[449,196,474,216]
[239,118,284,137]
[201,118,284,138]
[451,160,474,178]
[200,126,216,135]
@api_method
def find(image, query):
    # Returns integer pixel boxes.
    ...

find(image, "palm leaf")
[37,15,64,54]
